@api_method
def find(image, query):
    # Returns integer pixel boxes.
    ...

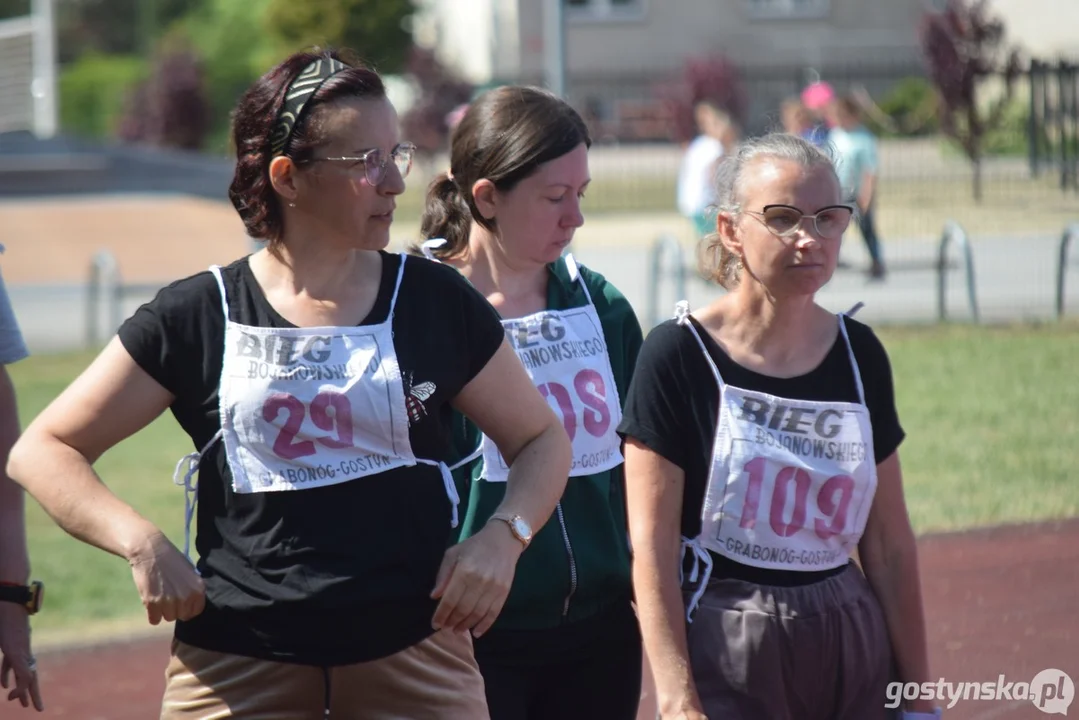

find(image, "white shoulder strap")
[420,238,448,262]
[563,253,594,306]
[836,314,867,405]
[673,301,725,389]
[208,265,228,321]
[389,253,408,310]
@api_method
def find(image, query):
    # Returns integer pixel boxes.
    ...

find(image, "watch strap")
[0,581,42,614]
[0,584,31,605]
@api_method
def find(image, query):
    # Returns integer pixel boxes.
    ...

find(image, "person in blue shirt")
[827,96,887,280]
[0,261,42,712]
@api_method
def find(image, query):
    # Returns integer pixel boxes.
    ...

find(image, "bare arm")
[7,337,205,625]
[453,338,570,534]
[858,138,879,211]
[625,439,707,719]
[0,365,44,711]
[858,172,877,212]
[7,338,174,560]
[0,367,27,583]
[858,451,934,714]
[430,338,571,636]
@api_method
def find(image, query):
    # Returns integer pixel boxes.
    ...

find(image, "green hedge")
[59,53,148,139]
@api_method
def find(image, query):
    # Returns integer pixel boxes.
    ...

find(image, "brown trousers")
[160,630,489,720]
[685,561,894,720]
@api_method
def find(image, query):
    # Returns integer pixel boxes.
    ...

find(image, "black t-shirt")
[617,314,905,587]
[118,251,504,665]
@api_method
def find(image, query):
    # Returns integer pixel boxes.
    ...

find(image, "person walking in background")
[7,48,573,719]
[828,95,887,280]
[0,261,43,713]
[800,81,834,146]
[619,133,936,719]
[781,97,825,146]
[677,101,738,238]
[418,84,645,720]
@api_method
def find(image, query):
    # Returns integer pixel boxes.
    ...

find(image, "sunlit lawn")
[11,321,1079,637]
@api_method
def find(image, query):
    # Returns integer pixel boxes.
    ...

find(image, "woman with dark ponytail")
[415,86,645,720]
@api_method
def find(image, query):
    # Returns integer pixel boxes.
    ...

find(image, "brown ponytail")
[414,172,472,260]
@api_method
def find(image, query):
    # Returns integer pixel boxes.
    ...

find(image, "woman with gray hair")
[617,133,938,719]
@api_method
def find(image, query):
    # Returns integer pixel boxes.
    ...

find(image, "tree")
[399,46,473,158]
[656,53,749,145]
[49,0,202,64]
[118,38,210,150]
[264,0,414,74]
[0,0,29,21]
[919,0,1022,202]
[175,0,275,153]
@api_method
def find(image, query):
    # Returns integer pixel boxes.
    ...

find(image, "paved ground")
[4,195,1079,354]
[12,518,1077,720]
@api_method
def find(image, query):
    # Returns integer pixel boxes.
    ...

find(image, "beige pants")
[161,630,489,720]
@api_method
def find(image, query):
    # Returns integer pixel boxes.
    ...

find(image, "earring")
[288,202,296,208]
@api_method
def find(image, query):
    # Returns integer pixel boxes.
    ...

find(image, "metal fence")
[1029,60,1079,191]
[471,60,1079,237]
[643,221,1079,330]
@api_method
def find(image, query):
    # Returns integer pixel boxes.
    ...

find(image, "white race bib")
[479,259,623,482]
[685,312,877,572]
[211,261,417,495]
[700,385,876,570]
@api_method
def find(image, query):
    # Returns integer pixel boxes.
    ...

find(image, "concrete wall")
[512,0,923,79]
[986,0,1079,61]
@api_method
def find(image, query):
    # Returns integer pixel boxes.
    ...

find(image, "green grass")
[12,350,190,638]
[10,323,1079,636]
[878,322,1079,532]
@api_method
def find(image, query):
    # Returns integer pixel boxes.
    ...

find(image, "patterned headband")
[270,57,348,157]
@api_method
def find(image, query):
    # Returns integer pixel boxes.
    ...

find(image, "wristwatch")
[0,581,43,615]
[490,513,533,549]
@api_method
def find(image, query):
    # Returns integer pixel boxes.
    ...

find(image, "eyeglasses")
[300,142,416,186]
[742,204,854,239]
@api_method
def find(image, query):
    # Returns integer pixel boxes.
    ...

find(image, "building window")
[744,0,830,20]
[565,0,646,21]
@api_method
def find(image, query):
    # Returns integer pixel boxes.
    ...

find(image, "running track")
[8,518,1078,720]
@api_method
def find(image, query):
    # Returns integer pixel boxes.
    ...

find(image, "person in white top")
[676,101,739,238]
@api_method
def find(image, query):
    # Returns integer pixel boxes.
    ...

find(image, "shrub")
[655,53,748,144]
[399,46,473,157]
[59,54,148,139]
[117,40,211,150]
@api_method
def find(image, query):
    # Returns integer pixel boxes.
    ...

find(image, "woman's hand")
[0,604,43,711]
[662,710,709,720]
[128,531,206,625]
[430,520,524,637]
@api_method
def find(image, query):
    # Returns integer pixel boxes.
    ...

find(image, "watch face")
[511,517,532,540]
[30,581,43,614]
